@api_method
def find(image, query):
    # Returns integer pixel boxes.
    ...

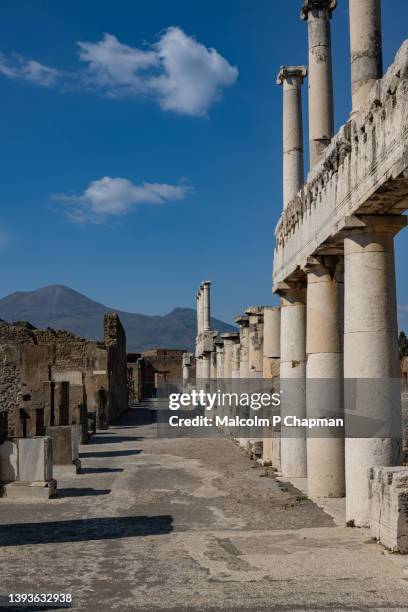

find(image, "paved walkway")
[1,406,408,611]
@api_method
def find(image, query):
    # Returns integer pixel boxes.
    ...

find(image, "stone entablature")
[273,41,408,288]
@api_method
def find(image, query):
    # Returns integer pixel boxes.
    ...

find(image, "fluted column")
[301,0,336,168]
[305,256,345,498]
[277,66,307,209]
[279,284,307,478]
[349,0,382,113]
[344,215,406,526]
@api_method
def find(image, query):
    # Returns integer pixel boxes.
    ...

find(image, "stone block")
[17,437,53,483]
[3,479,57,500]
[45,425,80,466]
[369,466,408,553]
[0,440,18,482]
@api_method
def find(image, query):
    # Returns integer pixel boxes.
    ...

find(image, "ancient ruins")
[194,0,408,552]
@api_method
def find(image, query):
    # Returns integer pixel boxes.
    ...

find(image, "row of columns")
[275,0,402,526]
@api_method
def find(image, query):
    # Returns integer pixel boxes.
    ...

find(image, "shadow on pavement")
[79,449,142,458]
[56,488,111,498]
[0,515,173,546]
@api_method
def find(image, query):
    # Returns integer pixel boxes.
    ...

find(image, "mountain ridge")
[0,285,236,352]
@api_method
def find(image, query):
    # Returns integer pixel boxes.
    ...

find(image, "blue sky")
[0,0,407,328]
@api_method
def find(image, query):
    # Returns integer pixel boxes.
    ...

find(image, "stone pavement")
[1,405,408,611]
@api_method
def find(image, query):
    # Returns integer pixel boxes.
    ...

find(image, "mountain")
[0,285,236,352]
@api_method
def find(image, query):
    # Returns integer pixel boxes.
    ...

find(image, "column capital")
[235,315,249,327]
[300,0,337,21]
[339,214,408,238]
[201,280,211,287]
[220,332,240,343]
[277,65,307,85]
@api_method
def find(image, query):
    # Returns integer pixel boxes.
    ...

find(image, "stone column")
[349,0,382,113]
[278,284,307,478]
[305,256,345,498]
[202,281,211,332]
[245,307,264,378]
[200,285,205,334]
[301,0,336,168]
[182,353,192,386]
[263,307,281,379]
[201,353,210,380]
[215,341,225,380]
[196,289,202,335]
[221,333,240,379]
[235,316,249,378]
[210,348,217,380]
[344,215,406,526]
[262,307,281,466]
[277,66,307,209]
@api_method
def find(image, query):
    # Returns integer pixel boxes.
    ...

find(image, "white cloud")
[0,53,60,86]
[77,33,158,95]
[52,176,190,223]
[148,27,238,116]
[0,28,237,116]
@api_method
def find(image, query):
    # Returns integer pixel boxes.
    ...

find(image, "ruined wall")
[104,313,128,421]
[0,314,128,436]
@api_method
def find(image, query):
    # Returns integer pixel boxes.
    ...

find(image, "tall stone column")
[199,284,205,333]
[235,316,249,378]
[305,256,345,498]
[277,66,307,209]
[349,0,382,113]
[263,307,281,379]
[235,315,249,446]
[278,284,307,478]
[245,307,264,378]
[262,307,281,465]
[301,0,336,168]
[202,281,211,332]
[344,215,406,526]
[196,289,202,335]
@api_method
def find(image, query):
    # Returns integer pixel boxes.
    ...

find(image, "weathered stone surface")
[273,41,408,289]
[18,437,53,483]
[369,466,408,553]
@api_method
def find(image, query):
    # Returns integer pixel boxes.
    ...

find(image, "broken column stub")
[2,437,56,500]
[46,425,81,477]
[369,466,408,553]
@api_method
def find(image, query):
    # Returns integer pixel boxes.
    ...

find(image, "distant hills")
[0,285,236,352]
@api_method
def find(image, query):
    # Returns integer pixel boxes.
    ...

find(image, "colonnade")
[190,0,405,529]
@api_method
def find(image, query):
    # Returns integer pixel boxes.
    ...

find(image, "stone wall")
[0,313,128,437]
